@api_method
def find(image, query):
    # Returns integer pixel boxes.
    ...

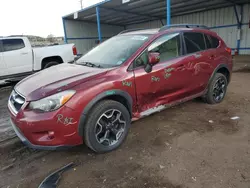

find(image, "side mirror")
[148,52,160,65]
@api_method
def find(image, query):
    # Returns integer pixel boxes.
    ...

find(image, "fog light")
[48,131,55,139]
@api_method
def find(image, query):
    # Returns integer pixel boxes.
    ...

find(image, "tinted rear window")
[2,39,25,52]
[184,32,206,54]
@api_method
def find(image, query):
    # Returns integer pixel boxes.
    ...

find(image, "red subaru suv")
[8,25,232,153]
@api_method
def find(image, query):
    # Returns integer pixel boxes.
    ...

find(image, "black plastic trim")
[208,64,231,85]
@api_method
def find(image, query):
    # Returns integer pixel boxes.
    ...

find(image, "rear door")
[204,34,222,66]
[183,32,213,94]
[0,40,8,77]
[2,38,33,76]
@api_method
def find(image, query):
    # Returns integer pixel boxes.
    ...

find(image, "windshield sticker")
[116,58,126,65]
[151,76,160,82]
[132,36,148,41]
[122,81,132,87]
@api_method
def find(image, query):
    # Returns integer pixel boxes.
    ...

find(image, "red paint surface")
[9,28,232,148]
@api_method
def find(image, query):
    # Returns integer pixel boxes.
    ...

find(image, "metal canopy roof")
[63,0,249,26]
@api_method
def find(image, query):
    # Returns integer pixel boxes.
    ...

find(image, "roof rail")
[159,24,209,32]
[119,28,146,35]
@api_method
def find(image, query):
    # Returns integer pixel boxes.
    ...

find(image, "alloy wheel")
[95,109,126,146]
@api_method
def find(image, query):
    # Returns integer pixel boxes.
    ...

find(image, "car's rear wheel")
[84,100,131,153]
[203,73,228,104]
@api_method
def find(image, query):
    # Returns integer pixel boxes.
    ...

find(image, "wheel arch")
[41,56,64,69]
[209,64,231,85]
[78,90,133,137]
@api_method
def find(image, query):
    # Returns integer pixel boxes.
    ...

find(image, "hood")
[15,63,110,101]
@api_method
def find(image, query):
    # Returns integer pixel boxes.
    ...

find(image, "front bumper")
[8,103,83,150]
[10,119,72,150]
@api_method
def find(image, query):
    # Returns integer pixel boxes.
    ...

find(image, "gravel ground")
[0,72,250,188]
[0,84,15,142]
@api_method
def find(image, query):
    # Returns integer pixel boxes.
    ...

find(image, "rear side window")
[184,32,206,54]
[2,39,25,52]
[210,36,220,48]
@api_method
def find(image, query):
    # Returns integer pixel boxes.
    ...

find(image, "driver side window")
[134,33,181,68]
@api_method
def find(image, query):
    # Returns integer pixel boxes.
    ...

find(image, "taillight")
[72,45,77,56]
[225,47,232,55]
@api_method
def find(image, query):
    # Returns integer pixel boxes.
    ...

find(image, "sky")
[0,0,102,37]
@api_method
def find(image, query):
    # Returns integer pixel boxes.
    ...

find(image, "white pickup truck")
[0,37,77,82]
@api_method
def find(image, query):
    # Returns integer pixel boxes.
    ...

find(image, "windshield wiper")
[78,61,103,68]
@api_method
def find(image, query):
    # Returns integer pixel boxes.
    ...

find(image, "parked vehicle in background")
[0,37,77,82]
[8,25,232,153]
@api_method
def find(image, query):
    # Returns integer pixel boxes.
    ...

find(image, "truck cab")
[0,37,33,78]
[0,37,77,82]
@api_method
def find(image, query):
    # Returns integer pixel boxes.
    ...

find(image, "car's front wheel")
[84,100,131,153]
[203,73,228,104]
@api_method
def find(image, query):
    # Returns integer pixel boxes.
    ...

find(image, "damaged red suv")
[8,25,232,153]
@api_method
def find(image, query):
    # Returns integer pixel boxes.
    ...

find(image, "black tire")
[203,73,228,104]
[43,61,59,69]
[84,100,131,153]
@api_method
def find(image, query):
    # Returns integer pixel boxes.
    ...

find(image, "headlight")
[29,90,75,112]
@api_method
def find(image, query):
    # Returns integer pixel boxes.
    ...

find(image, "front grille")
[9,90,25,114]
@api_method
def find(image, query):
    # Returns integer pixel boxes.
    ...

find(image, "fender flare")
[208,64,230,85]
[78,90,133,137]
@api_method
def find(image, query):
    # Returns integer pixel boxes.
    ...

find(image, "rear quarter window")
[205,34,220,49]
[210,36,220,48]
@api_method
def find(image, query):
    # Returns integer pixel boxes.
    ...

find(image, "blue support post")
[96,6,102,43]
[233,5,240,25]
[166,0,171,25]
[62,18,68,43]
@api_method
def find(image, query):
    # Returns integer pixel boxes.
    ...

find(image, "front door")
[2,38,33,76]
[133,33,194,115]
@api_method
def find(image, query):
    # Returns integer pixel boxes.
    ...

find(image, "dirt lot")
[1,72,250,188]
[0,85,15,142]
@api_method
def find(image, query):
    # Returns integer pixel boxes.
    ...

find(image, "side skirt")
[132,91,205,121]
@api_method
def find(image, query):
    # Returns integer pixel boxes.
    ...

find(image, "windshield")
[76,35,150,68]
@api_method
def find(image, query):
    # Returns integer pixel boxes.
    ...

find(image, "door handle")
[21,52,28,55]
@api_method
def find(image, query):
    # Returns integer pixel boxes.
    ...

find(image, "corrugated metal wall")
[65,4,250,55]
[241,4,250,54]
[127,4,250,54]
[65,19,124,54]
